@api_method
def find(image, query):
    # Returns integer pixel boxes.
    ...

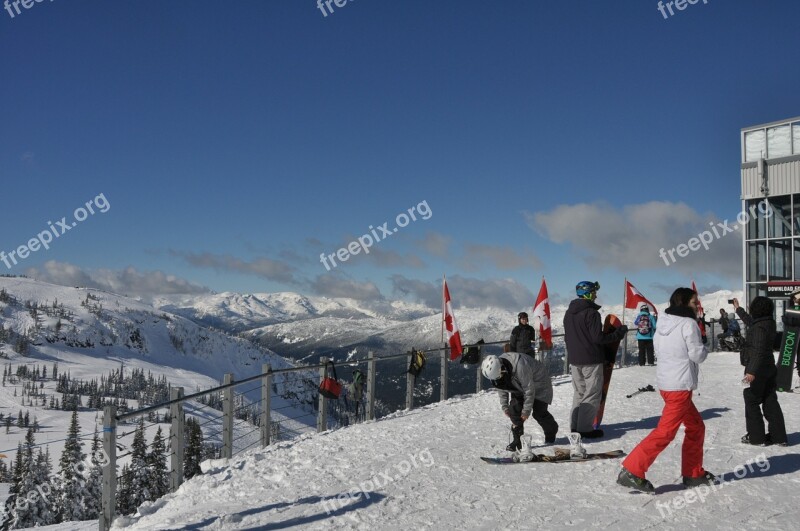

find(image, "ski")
[480,448,625,464]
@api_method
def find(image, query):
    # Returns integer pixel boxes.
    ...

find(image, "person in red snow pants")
[622,390,704,478]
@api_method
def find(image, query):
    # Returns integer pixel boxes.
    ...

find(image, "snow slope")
[112,351,800,530]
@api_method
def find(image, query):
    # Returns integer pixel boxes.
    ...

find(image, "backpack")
[408,349,426,377]
[728,319,740,334]
[637,314,652,336]
[460,339,485,365]
[351,369,365,391]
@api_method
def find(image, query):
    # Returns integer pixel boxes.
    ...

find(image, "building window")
[767,125,792,158]
[794,193,800,236]
[795,238,800,280]
[748,284,767,303]
[769,239,793,280]
[794,123,800,155]
[747,241,767,281]
[769,196,793,238]
[746,200,768,239]
[745,129,766,162]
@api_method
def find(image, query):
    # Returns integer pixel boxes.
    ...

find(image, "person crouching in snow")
[616,287,716,493]
[481,353,558,451]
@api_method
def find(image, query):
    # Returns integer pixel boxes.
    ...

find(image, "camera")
[727,299,734,304]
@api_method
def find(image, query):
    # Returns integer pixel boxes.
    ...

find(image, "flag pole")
[441,274,446,346]
[623,277,627,326]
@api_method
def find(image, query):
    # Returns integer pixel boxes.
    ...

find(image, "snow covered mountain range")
[155,288,745,363]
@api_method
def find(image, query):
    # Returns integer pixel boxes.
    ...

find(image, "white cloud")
[25,261,210,298]
[526,201,742,279]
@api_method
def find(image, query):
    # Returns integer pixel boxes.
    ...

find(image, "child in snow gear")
[563,280,627,438]
[509,312,536,358]
[634,305,657,366]
[733,297,788,446]
[481,353,558,451]
[618,287,717,493]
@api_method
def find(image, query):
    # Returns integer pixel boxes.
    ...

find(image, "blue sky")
[1,0,798,309]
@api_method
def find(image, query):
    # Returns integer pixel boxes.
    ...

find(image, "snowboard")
[481,448,624,464]
[776,309,800,392]
[593,314,621,429]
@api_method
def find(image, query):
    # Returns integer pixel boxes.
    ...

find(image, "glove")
[702,336,708,345]
[617,325,629,335]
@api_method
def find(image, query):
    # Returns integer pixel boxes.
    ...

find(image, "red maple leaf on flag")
[532,278,552,350]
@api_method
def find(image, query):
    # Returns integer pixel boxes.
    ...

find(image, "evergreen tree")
[9,429,55,528]
[56,411,87,523]
[83,428,103,520]
[183,417,204,480]
[124,420,151,513]
[147,427,169,500]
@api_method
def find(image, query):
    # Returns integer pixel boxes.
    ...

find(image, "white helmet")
[481,355,503,380]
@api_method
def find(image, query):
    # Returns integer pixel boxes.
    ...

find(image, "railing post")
[623,332,629,367]
[406,351,415,410]
[476,361,482,394]
[440,347,448,402]
[222,374,234,459]
[317,357,329,433]
[169,387,184,492]
[366,351,376,421]
[100,405,117,531]
[710,321,716,351]
[261,364,272,447]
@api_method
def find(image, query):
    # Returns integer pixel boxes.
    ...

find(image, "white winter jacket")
[653,312,708,391]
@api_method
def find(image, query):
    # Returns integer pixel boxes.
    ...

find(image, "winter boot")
[506,424,523,452]
[742,433,772,446]
[616,468,654,493]
[579,429,604,439]
[682,471,717,488]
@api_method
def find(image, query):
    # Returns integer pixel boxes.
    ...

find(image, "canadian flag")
[625,280,658,316]
[532,278,552,350]
[443,279,463,360]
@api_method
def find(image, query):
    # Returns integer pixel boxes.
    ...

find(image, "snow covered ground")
[109,351,800,530]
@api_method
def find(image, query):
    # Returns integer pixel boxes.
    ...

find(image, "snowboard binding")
[513,435,539,462]
[567,432,587,459]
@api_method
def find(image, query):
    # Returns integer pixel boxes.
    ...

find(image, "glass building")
[741,116,800,318]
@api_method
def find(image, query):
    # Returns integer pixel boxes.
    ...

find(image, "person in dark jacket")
[509,312,536,358]
[563,281,627,438]
[481,353,558,451]
[734,297,788,446]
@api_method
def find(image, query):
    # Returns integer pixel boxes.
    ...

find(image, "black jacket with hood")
[563,298,627,365]
[736,307,777,378]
